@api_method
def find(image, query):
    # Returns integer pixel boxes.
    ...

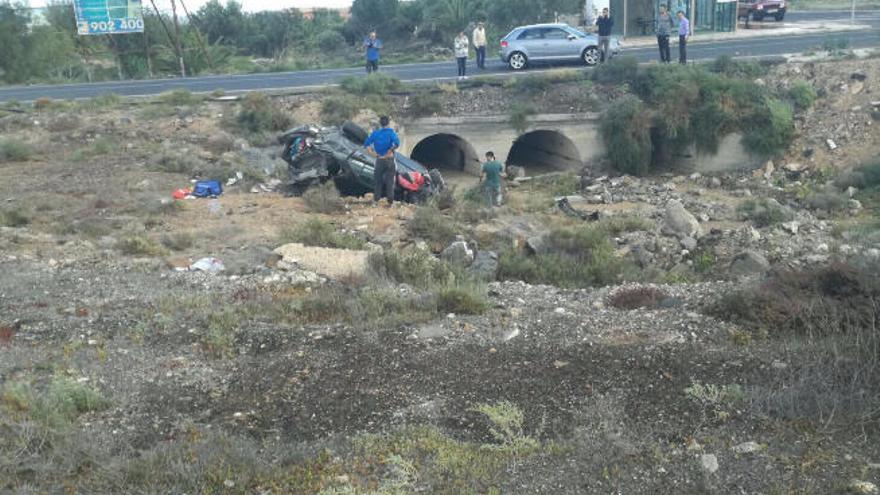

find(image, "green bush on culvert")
[598,63,796,175]
[599,96,652,176]
[235,92,293,135]
[340,73,402,96]
[320,94,362,125]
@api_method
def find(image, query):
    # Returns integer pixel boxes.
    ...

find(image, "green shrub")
[116,235,168,256]
[742,98,793,157]
[599,96,652,176]
[788,80,816,111]
[710,55,767,78]
[320,94,362,125]
[508,102,536,134]
[434,281,489,315]
[158,89,202,106]
[148,149,205,174]
[301,180,345,213]
[609,286,668,310]
[340,73,402,96]
[407,206,459,247]
[2,377,108,428]
[737,198,794,227]
[836,161,880,190]
[0,207,30,227]
[316,30,346,52]
[161,232,195,251]
[0,139,33,162]
[593,56,639,85]
[498,225,631,288]
[822,35,850,52]
[806,191,848,212]
[278,218,366,250]
[235,92,293,134]
[409,90,443,117]
[369,247,455,289]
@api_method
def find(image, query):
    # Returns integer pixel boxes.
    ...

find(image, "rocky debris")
[700,453,719,474]
[732,441,762,454]
[525,235,547,256]
[728,250,770,278]
[273,243,369,280]
[469,250,499,281]
[440,240,475,267]
[240,147,285,177]
[662,201,703,239]
[848,481,878,494]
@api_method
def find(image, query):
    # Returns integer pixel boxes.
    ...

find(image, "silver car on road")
[499,23,620,70]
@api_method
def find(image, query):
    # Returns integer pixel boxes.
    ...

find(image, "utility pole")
[179,0,214,70]
[851,0,856,24]
[170,0,186,77]
[584,0,594,28]
[623,0,628,37]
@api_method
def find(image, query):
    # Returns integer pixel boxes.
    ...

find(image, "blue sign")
[74,0,144,35]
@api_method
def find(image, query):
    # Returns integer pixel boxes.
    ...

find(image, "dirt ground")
[1,58,880,494]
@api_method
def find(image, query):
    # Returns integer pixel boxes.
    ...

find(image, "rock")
[847,481,878,494]
[783,162,804,173]
[729,250,770,277]
[700,454,719,474]
[849,199,863,211]
[763,160,775,180]
[662,200,703,239]
[847,186,858,198]
[709,177,722,188]
[732,441,762,454]
[827,139,838,150]
[680,236,698,251]
[851,71,868,81]
[469,250,499,281]
[781,221,800,235]
[851,81,865,95]
[525,235,547,255]
[506,165,526,179]
[273,243,369,280]
[165,256,191,271]
[440,241,474,267]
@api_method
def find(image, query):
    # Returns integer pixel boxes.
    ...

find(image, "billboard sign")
[74,0,144,35]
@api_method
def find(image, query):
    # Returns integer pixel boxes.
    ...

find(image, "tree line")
[0,0,583,84]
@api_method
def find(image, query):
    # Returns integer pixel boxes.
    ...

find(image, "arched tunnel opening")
[506,130,582,175]
[411,134,482,179]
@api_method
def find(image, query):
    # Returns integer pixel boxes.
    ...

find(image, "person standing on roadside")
[480,151,505,207]
[656,5,673,63]
[454,30,470,80]
[364,115,400,206]
[595,8,614,63]
[363,31,382,74]
[472,21,487,69]
[677,10,690,64]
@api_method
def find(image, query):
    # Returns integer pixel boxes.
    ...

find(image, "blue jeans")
[475,46,486,68]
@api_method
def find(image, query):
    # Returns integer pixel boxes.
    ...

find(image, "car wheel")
[508,52,527,70]
[582,47,600,66]
[774,12,785,21]
[341,121,368,144]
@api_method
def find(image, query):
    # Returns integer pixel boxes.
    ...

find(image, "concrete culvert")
[507,130,582,174]
[411,134,481,176]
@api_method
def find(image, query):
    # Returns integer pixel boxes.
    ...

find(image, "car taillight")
[501,40,508,48]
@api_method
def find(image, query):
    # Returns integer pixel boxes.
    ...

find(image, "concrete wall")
[399,114,759,175]
[400,114,605,174]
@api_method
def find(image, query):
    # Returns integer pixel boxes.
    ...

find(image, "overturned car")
[278,122,445,203]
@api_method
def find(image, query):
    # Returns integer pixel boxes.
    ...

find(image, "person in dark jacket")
[656,5,674,63]
[595,8,614,63]
[363,115,400,206]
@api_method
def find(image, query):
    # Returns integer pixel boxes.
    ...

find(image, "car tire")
[582,47,600,66]
[774,12,785,21]
[428,169,446,192]
[342,121,368,144]
[508,52,528,71]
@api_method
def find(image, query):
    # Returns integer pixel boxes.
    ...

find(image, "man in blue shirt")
[364,115,400,206]
[363,31,382,74]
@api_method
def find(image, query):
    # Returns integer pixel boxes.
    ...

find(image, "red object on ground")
[172,188,191,200]
[397,172,425,192]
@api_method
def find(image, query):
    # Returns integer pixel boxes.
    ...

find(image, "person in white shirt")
[472,21,487,69]
[454,31,470,80]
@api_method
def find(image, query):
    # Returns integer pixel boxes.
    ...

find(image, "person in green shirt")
[480,151,505,207]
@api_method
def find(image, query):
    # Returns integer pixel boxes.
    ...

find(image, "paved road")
[0,11,878,103]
